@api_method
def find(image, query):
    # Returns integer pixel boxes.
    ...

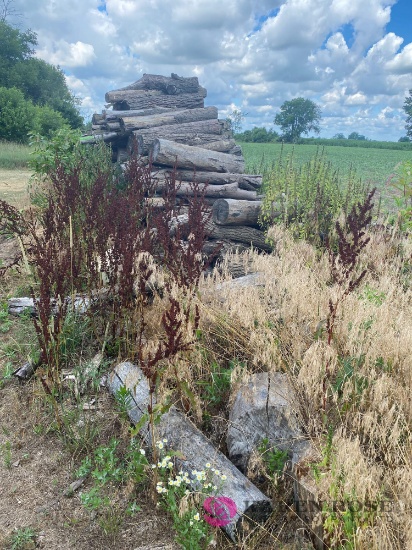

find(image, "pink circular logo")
[203,496,237,527]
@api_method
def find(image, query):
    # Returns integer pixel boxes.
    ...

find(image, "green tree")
[274,97,321,143]
[0,86,37,142]
[0,86,68,142]
[348,132,367,140]
[333,133,346,139]
[0,19,83,132]
[398,136,410,142]
[403,89,412,138]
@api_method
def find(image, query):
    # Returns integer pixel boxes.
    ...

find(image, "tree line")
[0,18,83,142]
[234,92,412,144]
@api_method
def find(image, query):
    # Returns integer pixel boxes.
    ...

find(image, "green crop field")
[239,142,412,192]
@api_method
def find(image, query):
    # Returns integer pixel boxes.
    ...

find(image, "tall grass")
[199,221,412,548]
[240,142,412,199]
[0,141,31,169]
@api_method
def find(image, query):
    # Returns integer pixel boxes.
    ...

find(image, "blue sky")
[387,0,411,41]
[10,0,412,141]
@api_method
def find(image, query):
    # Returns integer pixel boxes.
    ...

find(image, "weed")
[114,386,134,422]
[7,526,37,550]
[359,283,386,306]
[1,440,12,468]
[0,304,12,333]
[0,361,14,388]
[154,440,235,549]
[258,438,289,478]
[323,189,375,410]
[198,361,233,407]
[386,160,412,231]
[260,147,370,247]
[76,437,148,535]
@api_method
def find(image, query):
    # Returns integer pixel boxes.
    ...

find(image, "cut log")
[213,199,263,227]
[83,132,120,144]
[116,73,202,95]
[205,222,272,252]
[152,139,245,173]
[142,137,237,156]
[154,181,257,201]
[152,169,262,190]
[106,90,207,111]
[108,362,273,540]
[104,106,174,120]
[120,106,218,131]
[8,297,37,317]
[104,121,121,131]
[128,119,225,154]
[92,113,105,124]
[227,372,310,473]
[13,360,38,380]
[199,140,240,155]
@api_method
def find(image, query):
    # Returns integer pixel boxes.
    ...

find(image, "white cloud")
[345,92,368,105]
[386,43,412,74]
[37,40,96,68]
[9,0,412,140]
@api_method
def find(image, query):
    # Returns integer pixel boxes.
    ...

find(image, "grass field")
[0,169,32,208]
[239,142,412,191]
[0,141,31,169]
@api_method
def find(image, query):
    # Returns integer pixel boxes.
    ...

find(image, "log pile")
[90,73,270,255]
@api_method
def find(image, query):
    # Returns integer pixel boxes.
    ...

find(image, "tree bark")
[212,199,262,226]
[128,119,225,154]
[115,73,202,95]
[106,90,207,111]
[154,181,256,200]
[205,222,272,251]
[151,138,245,173]
[104,107,174,120]
[108,361,273,541]
[83,132,121,144]
[200,140,241,155]
[152,169,262,190]
[120,106,218,131]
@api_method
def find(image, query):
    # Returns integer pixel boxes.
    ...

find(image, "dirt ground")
[0,381,179,550]
[0,169,32,209]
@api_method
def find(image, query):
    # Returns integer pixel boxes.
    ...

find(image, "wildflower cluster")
[152,441,234,549]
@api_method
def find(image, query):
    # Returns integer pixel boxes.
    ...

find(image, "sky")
[7,0,412,141]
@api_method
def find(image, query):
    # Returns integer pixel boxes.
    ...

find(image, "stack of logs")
[90,73,270,255]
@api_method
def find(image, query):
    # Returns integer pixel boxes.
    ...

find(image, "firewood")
[151,139,244,173]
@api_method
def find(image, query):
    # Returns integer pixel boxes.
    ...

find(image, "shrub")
[260,146,371,246]
[0,87,36,143]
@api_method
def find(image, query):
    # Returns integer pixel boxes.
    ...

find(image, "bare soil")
[0,382,179,550]
[0,169,32,209]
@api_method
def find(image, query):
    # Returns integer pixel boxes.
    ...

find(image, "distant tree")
[333,133,346,139]
[236,127,279,143]
[403,89,412,138]
[398,136,410,142]
[0,0,21,22]
[274,98,321,143]
[348,131,367,140]
[0,19,83,133]
[226,109,246,135]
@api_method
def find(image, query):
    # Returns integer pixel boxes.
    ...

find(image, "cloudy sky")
[8,0,412,140]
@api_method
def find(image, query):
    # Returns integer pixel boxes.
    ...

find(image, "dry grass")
[197,224,412,549]
[0,169,32,209]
